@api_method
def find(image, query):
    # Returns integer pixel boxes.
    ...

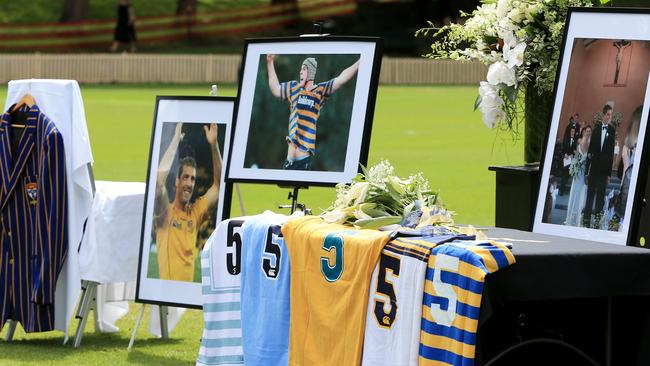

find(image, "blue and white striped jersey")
[196,217,248,366]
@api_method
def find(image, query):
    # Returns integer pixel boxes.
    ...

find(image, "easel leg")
[159,306,169,339]
[606,296,612,366]
[73,281,98,348]
[235,183,246,215]
[127,304,146,351]
[5,320,16,341]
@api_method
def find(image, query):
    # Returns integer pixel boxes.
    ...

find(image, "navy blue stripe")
[295,113,317,125]
[384,243,429,262]
[419,343,475,366]
[425,268,484,294]
[296,134,315,144]
[297,124,316,135]
[422,293,480,320]
[420,317,476,345]
[486,245,511,270]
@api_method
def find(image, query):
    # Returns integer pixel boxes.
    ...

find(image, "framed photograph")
[534,8,650,246]
[225,36,383,186]
[136,96,234,308]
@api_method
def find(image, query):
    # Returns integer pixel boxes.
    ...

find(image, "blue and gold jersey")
[280,79,334,154]
[419,240,515,366]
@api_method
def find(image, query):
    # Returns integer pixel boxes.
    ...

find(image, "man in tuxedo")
[560,115,579,194]
[584,104,616,228]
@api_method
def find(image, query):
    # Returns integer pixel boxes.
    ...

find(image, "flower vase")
[524,84,554,164]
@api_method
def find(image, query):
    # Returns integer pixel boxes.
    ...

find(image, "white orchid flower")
[478,81,506,128]
[486,61,516,86]
[503,41,526,68]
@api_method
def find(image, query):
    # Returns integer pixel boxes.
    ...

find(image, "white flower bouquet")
[568,152,586,177]
[417,0,602,132]
[321,160,454,229]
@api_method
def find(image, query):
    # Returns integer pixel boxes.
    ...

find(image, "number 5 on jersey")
[373,253,400,328]
[430,253,459,327]
[321,233,344,282]
[262,225,283,279]
[226,220,243,275]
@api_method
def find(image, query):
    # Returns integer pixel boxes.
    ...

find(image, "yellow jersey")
[281,216,390,366]
[156,196,209,281]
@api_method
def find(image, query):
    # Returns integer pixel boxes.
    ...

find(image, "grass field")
[0,83,523,365]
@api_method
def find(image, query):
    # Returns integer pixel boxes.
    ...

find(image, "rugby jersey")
[362,234,475,366]
[419,240,515,366]
[156,195,209,282]
[280,79,334,154]
[281,216,390,366]
[197,217,248,366]
[240,212,291,366]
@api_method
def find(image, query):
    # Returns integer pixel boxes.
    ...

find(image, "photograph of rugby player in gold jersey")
[147,121,226,283]
[244,53,360,171]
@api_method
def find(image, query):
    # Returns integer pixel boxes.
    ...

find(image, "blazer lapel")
[0,116,11,204]
[1,106,38,210]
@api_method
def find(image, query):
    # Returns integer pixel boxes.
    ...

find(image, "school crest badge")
[25,182,38,205]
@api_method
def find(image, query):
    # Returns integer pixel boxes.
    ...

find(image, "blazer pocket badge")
[25,182,38,205]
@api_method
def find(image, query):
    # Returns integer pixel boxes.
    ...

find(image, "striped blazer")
[0,104,67,333]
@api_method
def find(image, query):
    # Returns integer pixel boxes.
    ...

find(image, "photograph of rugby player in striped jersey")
[244,53,360,172]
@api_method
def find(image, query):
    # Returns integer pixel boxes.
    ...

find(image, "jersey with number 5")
[240,212,291,366]
[197,217,249,366]
[282,216,391,366]
[362,234,474,366]
[419,240,515,366]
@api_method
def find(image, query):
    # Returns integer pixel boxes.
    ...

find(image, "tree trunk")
[60,0,88,23]
[176,0,198,14]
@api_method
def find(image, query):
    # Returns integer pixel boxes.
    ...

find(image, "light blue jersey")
[240,212,291,366]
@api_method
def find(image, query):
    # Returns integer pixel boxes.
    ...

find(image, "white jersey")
[196,217,249,366]
[361,236,452,366]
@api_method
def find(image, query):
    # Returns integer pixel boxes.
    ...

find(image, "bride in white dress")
[564,126,592,226]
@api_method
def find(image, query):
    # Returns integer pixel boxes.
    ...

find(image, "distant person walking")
[110,0,137,53]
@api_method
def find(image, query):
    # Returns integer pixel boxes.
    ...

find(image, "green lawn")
[0,83,522,364]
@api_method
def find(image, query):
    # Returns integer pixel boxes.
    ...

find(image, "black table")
[476,228,650,366]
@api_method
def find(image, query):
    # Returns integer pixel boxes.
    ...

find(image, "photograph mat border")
[136,96,234,308]
[533,8,650,245]
[226,37,381,185]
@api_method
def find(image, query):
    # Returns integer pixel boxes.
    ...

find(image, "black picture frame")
[225,36,383,187]
[533,7,650,246]
[136,96,234,309]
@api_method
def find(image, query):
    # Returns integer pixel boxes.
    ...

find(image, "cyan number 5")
[321,234,344,282]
